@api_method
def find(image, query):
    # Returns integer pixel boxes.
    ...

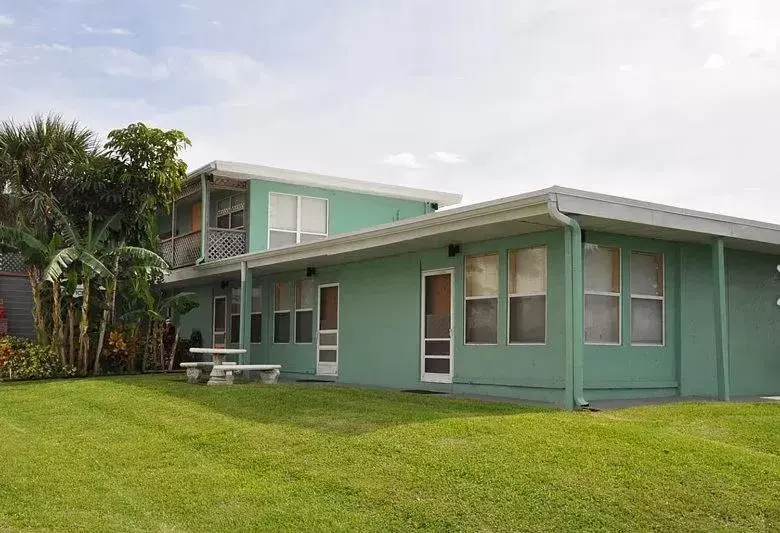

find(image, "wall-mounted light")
[448,244,461,257]
[306,267,316,277]
[776,264,780,273]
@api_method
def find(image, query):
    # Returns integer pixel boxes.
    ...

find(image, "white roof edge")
[551,186,780,233]
[163,185,780,284]
[187,160,462,207]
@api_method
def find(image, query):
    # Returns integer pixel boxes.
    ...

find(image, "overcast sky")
[1,1,779,220]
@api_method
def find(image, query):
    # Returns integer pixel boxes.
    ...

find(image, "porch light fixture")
[448,244,461,257]
[306,267,316,277]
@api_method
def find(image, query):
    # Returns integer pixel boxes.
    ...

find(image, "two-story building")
[163,161,780,408]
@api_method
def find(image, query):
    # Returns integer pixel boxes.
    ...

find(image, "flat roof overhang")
[162,194,559,288]
[555,189,780,255]
[162,187,780,289]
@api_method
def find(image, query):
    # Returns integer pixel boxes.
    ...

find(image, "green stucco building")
[160,161,780,408]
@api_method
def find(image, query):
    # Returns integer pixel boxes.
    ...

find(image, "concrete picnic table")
[188,347,246,386]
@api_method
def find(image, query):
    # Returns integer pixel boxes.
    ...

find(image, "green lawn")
[0,376,778,532]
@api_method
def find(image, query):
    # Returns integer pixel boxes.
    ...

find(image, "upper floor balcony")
[158,176,248,269]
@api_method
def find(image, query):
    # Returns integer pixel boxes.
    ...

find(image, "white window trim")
[463,254,499,346]
[316,282,340,376]
[267,192,329,248]
[630,251,665,347]
[584,246,622,346]
[273,281,292,344]
[216,193,246,230]
[294,279,315,345]
[421,268,454,383]
[507,246,548,346]
[212,295,226,347]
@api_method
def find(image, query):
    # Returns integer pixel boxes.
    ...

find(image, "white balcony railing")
[160,228,247,269]
[207,228,247,261]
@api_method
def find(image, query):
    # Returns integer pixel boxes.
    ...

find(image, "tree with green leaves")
[0,114,194,375]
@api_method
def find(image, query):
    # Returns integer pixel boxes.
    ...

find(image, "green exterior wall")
[679,244,718,397]
[582,233,681,400]
[169,228,780,404]
[726,249,780,396]
[247,180,429,252]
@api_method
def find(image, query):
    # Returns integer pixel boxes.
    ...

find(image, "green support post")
[712,238,730,401]
[238,261,252,365]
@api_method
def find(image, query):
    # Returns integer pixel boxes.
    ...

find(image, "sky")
[0,0,779,220]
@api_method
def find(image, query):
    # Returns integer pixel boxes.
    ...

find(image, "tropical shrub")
[0,336,76,381]
[102,327,130,374]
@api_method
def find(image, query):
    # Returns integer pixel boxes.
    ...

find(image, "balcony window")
[268,193,328,249]
[216,194,245,229]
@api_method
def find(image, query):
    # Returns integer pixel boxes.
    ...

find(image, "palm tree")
[0,114,97,197]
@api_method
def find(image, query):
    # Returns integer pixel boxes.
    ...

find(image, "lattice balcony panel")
[208,229,247,261]
[212,176,247,190]
[173,231,201,268]
[0,253,25,273]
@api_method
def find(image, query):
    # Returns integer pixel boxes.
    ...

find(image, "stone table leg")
[207,353,227,386]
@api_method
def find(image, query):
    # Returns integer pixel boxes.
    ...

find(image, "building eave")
[162,185,780,287]
[183,160,462,207]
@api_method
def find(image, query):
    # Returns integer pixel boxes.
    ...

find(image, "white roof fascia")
[187,160,462,207]
[552,188,780,246]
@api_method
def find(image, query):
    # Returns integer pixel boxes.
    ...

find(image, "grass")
[0,375,778,532]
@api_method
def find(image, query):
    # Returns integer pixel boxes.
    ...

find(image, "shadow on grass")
[113,374,548,436]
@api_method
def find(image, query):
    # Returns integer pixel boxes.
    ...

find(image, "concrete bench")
[180,361,216,384]
[212,364,281,385]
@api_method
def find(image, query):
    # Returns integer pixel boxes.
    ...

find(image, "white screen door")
[317,284,339,375]
[213,295,226,348]
[421,269,453,383]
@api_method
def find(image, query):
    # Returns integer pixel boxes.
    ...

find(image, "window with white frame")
[584,245,621,344]
[631,251,664,345]
[465,253,498,344]
[268,193,328,249]
[230,287,240,344]
[508,246,547,344]
[273,281,292,343]
[295,278,314,343]
[216,194,245,229]
[251,286,262,344]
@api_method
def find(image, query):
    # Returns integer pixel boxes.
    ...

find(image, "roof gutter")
[547,195,589,410]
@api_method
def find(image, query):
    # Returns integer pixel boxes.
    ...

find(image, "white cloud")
[0,15,14,26]
[79,47,169,79]
[703,53,728,68]
[429,151,467,164]
[619,64,633,72]
[381,153,424,169]
[81,24,132,36]
[164,48,265,85]
[180,3,198,10]
[210,20,221,26]
[34,43,72,53]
